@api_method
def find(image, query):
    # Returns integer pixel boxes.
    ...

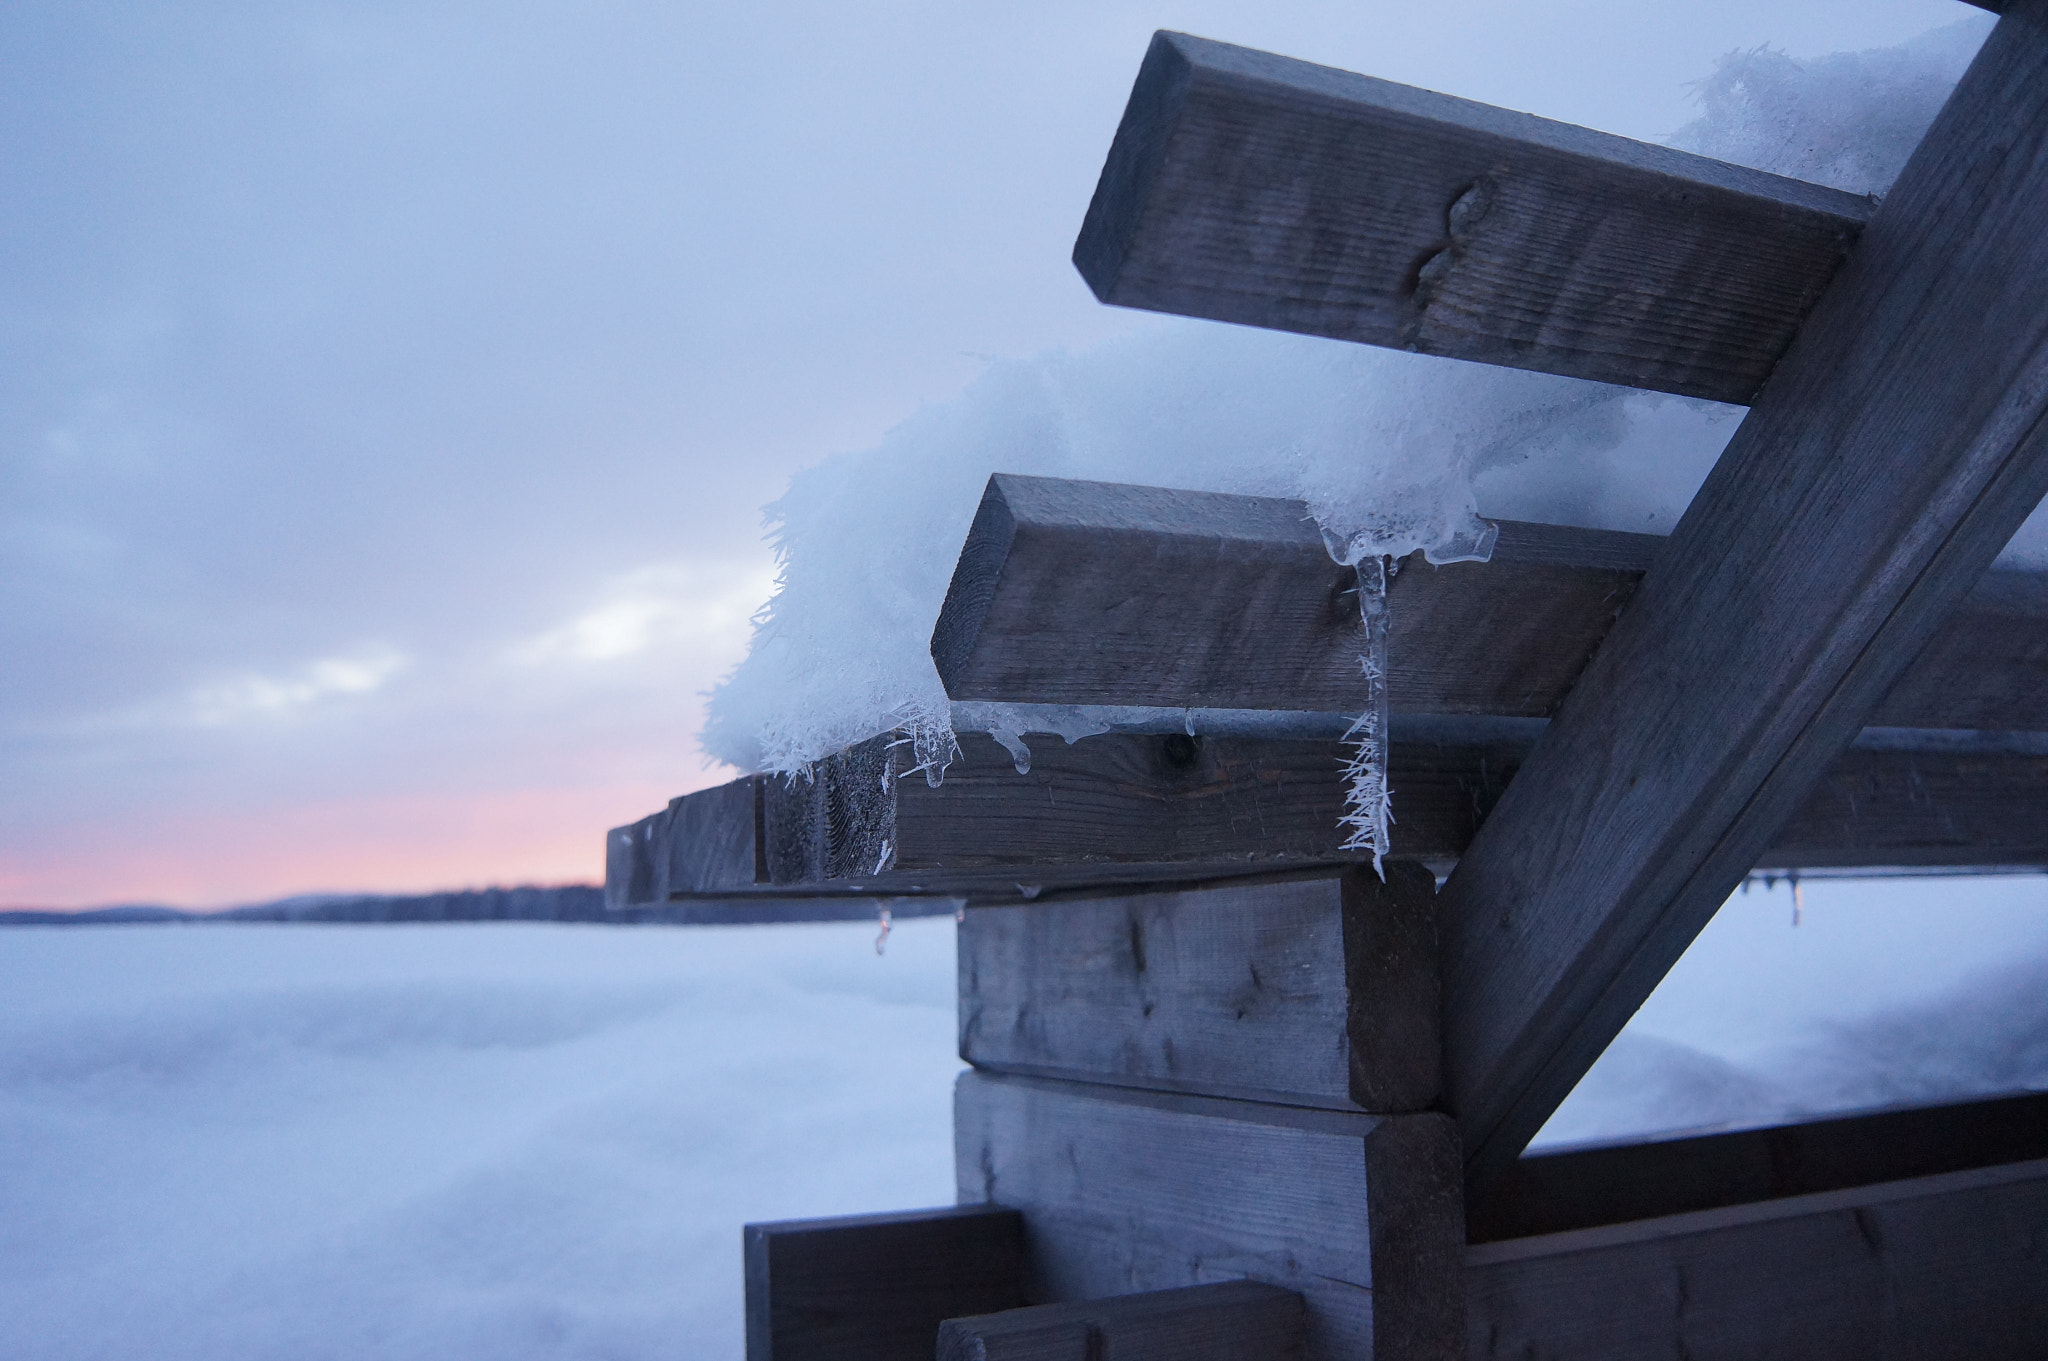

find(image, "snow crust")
[0,920,958,1361]
[701,15,2048,778]
[1,879,2041,1358]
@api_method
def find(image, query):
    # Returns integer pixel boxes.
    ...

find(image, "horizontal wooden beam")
[1470,1090,2048,1243]
[937,1282,1305,1361]
[743,1205,1024,1361]
[959,865,1441,1112]
[608,727,2048,900]
[932,474,2048,729]
[1465,1159,2048,1358]
[956,1071,1463,1361]
[933,474,1659,717]
[1074,32,1871,404]
[1435,0,2048,1188]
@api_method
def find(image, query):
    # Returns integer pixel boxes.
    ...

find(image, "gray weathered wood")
[1463,1159,2048,1359]
[604,778,759,911]
[960,865,1440,1111]
[743,1205,1024,1361]
[611,729,2048,900]
[1074,33,1871,404]
[955,1071,1463,1361]
[1469,1089,2048,1243]
[937,1281,1305,1361]
[1868,567,2048,728]
[933,474,1659,717]
[1435,1,2048,1186]
[932,474,2048,729]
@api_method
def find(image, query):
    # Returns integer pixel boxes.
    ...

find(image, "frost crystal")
[1338,556,1396,877]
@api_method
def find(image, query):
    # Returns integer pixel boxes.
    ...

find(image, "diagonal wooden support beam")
[1437,1,2048,1186]
[1074,32,1871,404]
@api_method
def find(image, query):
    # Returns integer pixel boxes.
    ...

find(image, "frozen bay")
[3,876,2044,1359]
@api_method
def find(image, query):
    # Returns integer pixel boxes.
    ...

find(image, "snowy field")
[3,877,2046,1361]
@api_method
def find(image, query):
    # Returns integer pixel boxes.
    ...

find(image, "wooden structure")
[615,9,2048,1357]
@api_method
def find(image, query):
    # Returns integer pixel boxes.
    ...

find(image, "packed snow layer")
[700,15,2048,777]
[2,879,2044,1360]
[0,919,958,1361]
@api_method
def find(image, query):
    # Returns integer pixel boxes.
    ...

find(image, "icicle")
[1338,555,1395,879]
[1790,870,1804,927]
[874,905,892,955]
[883,709,960,788]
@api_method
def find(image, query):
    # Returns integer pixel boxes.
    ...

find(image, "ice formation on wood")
[1338,557,1394,874]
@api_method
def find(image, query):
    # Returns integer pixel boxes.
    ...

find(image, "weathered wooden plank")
[1868,567,2048,728]
[1074,33,1871,404]
[1766,736,2048,869]
[933,474,1658,717]
[1463,1159,2048,1360]
[955,1071,1463,1361]
[1469,1090,2048,1243]
[959,865,1439,1111]
[604,777,758,911]
[936,1281,1306,1361]
[932,473,2048,729]
[743,1205,1024,1361]
[611,727,2048,900]
[1435,2,2048,1186]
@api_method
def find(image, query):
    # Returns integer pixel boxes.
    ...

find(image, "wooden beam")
[936,1282,1305,1361]
[743,1205,1024,1361]
[610,726,2048,900]
[1073,32,1871,404]
[1469,1090,2048,1243]
[1436,2,2048,1186]
[932,474,2048,729]
[933,474,1661,716]
[955,1071,1463,1361]
[959,865,1440,1112]
[1464,1159,2048,1359]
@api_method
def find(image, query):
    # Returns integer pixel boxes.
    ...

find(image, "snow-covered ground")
[2,877,2045,1360]
[0,918,958,1361]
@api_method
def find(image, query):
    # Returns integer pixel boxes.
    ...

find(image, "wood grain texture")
[1435,1,2048,1187]
[959,866,1440,1111]
[743,1205,1024,1361]
[1469,1090,2048,1243]
[933,474,1657,716]
[1074,32,1870,403]
[936,1281,1305,1361]
[932,474,2048,727]
[954,1071,1464,1361]
[1463,1160,2048,1360]
[604,778,758,910]
[615,729,2048,899]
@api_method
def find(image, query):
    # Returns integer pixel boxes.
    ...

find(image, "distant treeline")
[0,884,953,927]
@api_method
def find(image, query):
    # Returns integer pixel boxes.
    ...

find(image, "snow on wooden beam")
[1436,2,2048,1187]
[1072,32,1871,404]
[934,473,2048,729]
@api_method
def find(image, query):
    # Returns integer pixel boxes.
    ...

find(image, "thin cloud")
[187,648,408,725]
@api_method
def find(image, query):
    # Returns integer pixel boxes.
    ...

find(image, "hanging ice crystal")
[1338,556,1396,878]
